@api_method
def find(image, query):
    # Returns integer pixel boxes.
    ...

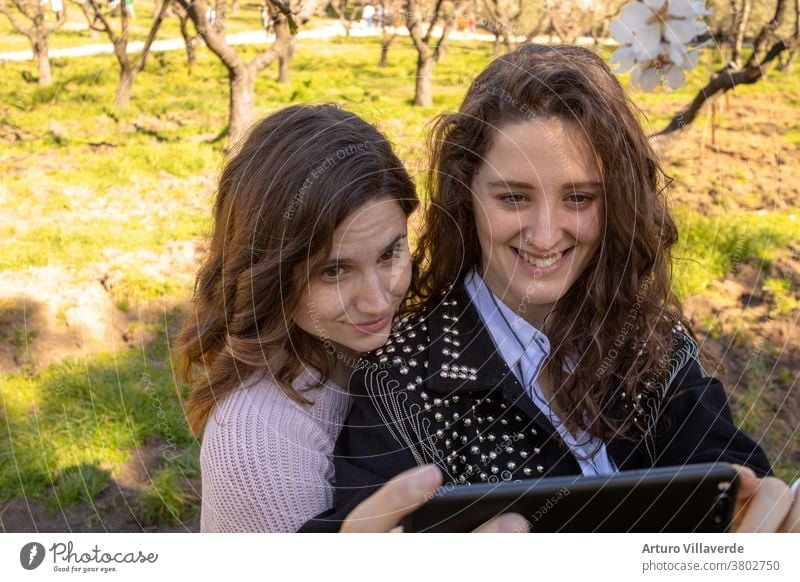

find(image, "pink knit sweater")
[199,370,350,532]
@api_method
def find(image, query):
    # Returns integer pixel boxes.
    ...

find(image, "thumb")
[341,465,443,532]
[731,464,758,532]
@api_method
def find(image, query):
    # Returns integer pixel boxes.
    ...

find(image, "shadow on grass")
[0,303,201,532]
[690,320,800,485]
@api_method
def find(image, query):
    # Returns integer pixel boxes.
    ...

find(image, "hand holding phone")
[403,463,738,533]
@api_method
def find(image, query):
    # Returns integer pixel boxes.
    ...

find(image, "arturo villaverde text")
[642,543,744,554]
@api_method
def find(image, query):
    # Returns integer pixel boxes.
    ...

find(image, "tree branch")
[0,3,33,37]
[45,3,68,34]
[423,0,444,45]
[433,0,468,63]
[134,0,172,73]
[659,35,798,135]
[249,33,289,71]
[747,0,787,67]
[176,0,245,74]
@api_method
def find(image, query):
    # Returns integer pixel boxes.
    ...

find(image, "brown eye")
[380,243,403,262]
[567,192,593,205]
[322,266,346,279]
[501,193,526,204]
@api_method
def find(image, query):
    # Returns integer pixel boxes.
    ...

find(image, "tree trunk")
[414,55,434,107]
[33,35,52,86]
[380,33,396,67]
[229,68,256,144]
[115,66,136,107]
[493,34,501,56]
[179,13,197,72]
[278,50,291,84]
[380,44,390,67]
[276,17,292,84]
[503,31,515,53]
[730,0,753,67]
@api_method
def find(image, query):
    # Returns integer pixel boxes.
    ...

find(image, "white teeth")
[518,248,562,268]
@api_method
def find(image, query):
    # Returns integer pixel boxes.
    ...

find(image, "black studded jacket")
[299,285,771,532]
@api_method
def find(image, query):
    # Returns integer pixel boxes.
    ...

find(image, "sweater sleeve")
[299,363,421,532]
[199,379,348,532]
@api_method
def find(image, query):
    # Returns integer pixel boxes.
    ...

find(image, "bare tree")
[481,0,523,55]
[547,0,584,45]
[272,1,296,84]
[523,10,549,44]
[330,0,361,35]
[378,0,403,66]
[172,2,198,72]
[661,0,799,134]
[728,0,753,67]
[74,0,170,107]
[0,0,67,85]
[407,0,470,107]
[176,0,298,144]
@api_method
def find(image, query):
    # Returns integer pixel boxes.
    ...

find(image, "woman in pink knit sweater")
[175,104,528,533]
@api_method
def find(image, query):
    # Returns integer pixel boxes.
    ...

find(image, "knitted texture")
[200,370,350,532]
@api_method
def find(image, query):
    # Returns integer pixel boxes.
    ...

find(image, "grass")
[1,31,798,526]
[49,463,111,510]
[0,312,191,488]
[672,208,800,297]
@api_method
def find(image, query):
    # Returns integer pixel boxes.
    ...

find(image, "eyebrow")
[486,179,602,191]
[323,234,407,267]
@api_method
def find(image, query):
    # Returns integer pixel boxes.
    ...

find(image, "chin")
[338,331,388,356]
[361,332,391,354]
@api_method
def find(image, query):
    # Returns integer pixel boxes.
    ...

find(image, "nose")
[354,270,392,318]
[524,203,562,252]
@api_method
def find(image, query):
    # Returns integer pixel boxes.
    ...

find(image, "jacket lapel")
[422,287,560,440]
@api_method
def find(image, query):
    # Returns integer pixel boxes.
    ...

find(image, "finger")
[472,512,530,533]
[731,464,758,531]
[734,476,793,533]
[731,464,758,501]
[778,481,800,533]
[341,464,443,533]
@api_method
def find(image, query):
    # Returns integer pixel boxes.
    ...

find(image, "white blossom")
[609,0,711,90]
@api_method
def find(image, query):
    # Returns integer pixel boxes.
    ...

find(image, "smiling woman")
[471,117,603,331]
[301,45,799,533]
[174,104,419,532]
[292,199,412,385]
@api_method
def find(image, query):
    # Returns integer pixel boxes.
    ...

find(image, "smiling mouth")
[347,312,392,334]
[515,247,570,268]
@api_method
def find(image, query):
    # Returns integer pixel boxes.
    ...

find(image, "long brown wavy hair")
[177,104,418,434]
[417,44,689,441]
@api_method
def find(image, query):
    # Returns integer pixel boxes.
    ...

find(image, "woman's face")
[293,197,412,357]
[470,116,603,328]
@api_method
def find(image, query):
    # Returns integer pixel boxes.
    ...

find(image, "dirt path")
[0,22,613,62]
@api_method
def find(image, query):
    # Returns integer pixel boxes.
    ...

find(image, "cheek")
[390,259,413,297]
[471,200,493,242]
[292,290,315,336]
[293,285,345,334]
[575,207,603,245]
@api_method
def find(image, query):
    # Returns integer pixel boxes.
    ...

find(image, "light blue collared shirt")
[464,271,617,477]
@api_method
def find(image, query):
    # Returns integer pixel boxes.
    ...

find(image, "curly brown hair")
[416,44,688,441]
[177,104,418,434]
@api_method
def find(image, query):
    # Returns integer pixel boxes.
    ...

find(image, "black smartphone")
[402,463,739,532]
